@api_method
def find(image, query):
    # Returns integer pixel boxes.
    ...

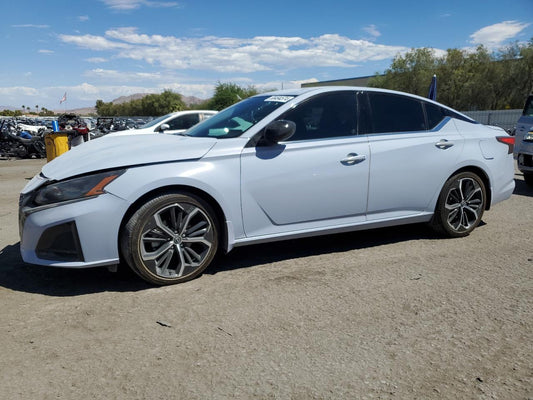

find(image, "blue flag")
[428,75,437,101]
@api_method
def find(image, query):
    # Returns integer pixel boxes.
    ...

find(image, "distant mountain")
[182,95,205,106]
[57,106,97,115]
[111,93,205,107]
[111,93,150,105]
[52,93,207,115]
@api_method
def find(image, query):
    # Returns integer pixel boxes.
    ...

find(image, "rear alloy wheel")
[432,172,486,237]
[121,192,218,285]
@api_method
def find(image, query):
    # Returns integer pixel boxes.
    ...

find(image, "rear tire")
[431,172,486,238]
[120,192,219,285]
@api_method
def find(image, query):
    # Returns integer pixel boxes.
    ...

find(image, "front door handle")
[341,153,366,165]
[435,139,454,149]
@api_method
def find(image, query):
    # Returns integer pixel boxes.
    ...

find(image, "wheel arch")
[118,184,229,259]
[445,166,492,210]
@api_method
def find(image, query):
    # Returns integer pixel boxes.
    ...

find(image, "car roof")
[165,110,217,116]
[258,85,431,100]
[257,86,474,122]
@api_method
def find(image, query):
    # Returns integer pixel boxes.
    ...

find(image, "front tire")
[431,172,486,237]
[120,192,219,285]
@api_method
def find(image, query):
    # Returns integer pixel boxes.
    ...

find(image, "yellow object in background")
[44,132,69,162]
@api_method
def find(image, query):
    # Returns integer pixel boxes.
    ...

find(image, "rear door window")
[425,102,448,129]
[363,92,426,134]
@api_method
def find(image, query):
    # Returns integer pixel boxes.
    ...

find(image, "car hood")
[42,134,217,181]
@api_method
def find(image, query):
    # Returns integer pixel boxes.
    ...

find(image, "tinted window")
[365,92,426,134]
[280,91,357,141]
[168,114,200,130]
[425,102,447,129]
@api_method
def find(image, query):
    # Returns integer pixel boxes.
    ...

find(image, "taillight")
[496,136,514,154]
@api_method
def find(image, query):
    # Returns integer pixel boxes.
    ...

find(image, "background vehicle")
[107,110,217,136]
[19,87,515,285]
[0,119,46,158]
[514,94,533,186]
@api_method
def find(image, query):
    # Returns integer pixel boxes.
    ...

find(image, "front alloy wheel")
[121,192,218,285]
[432,172,486,237]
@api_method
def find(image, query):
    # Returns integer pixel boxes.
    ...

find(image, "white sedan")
[107,110,217,136]
[19,87,515,285]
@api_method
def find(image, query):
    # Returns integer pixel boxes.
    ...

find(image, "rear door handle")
[341,153,366,165]
[435,139,454,149]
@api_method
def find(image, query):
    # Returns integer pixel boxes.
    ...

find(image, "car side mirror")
[159,123,170,132]
[263,120,296,145]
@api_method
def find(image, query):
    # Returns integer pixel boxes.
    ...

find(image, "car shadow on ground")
[206,223,443,276]
[1,223,440,296]
[0,243,151,296]
[513,174,533,197]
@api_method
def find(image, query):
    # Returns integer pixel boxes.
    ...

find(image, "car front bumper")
[516,138,533,173]
[19,193,129,268]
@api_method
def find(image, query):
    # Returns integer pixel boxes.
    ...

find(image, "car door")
[360,91,464,220]
[163,113,201,135]
[240,91,370,238]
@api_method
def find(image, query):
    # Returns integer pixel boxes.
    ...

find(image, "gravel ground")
[0,158,531,399]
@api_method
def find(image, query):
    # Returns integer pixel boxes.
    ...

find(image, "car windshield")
[186,95,295,138]
[139,114,170,129]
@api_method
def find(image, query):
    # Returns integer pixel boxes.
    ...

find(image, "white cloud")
[0,86,40,97]
[291,78,319,86]
[362,24,381,40]
[85,57,108,63]
[38,49,54,54]
[60,30,407,73]
[431,48,447,58]
[470,20,530,48]
[100,0,179,10]
[78,15,90,22]
[59,34,131,50]
[85,68,163,82]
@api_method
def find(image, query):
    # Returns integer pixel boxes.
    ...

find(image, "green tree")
[368,40,533,110]
[207,82,259,111]
[95,99,114,116]
[95,90,185,116]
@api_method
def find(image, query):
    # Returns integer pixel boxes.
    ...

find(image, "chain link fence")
[461,109,522,132]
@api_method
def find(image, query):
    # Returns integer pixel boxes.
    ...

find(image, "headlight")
[33,169,126,206]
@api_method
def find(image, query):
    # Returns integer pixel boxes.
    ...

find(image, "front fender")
[106,159,243,250]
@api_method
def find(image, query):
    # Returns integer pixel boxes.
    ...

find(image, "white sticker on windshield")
[264,96,294,103]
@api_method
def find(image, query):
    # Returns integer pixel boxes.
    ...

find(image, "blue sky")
[0,0,532,110]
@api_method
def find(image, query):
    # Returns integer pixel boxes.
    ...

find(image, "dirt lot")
[0,158,531,399]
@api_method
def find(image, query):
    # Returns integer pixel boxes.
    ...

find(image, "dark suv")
[514,94,533,186]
